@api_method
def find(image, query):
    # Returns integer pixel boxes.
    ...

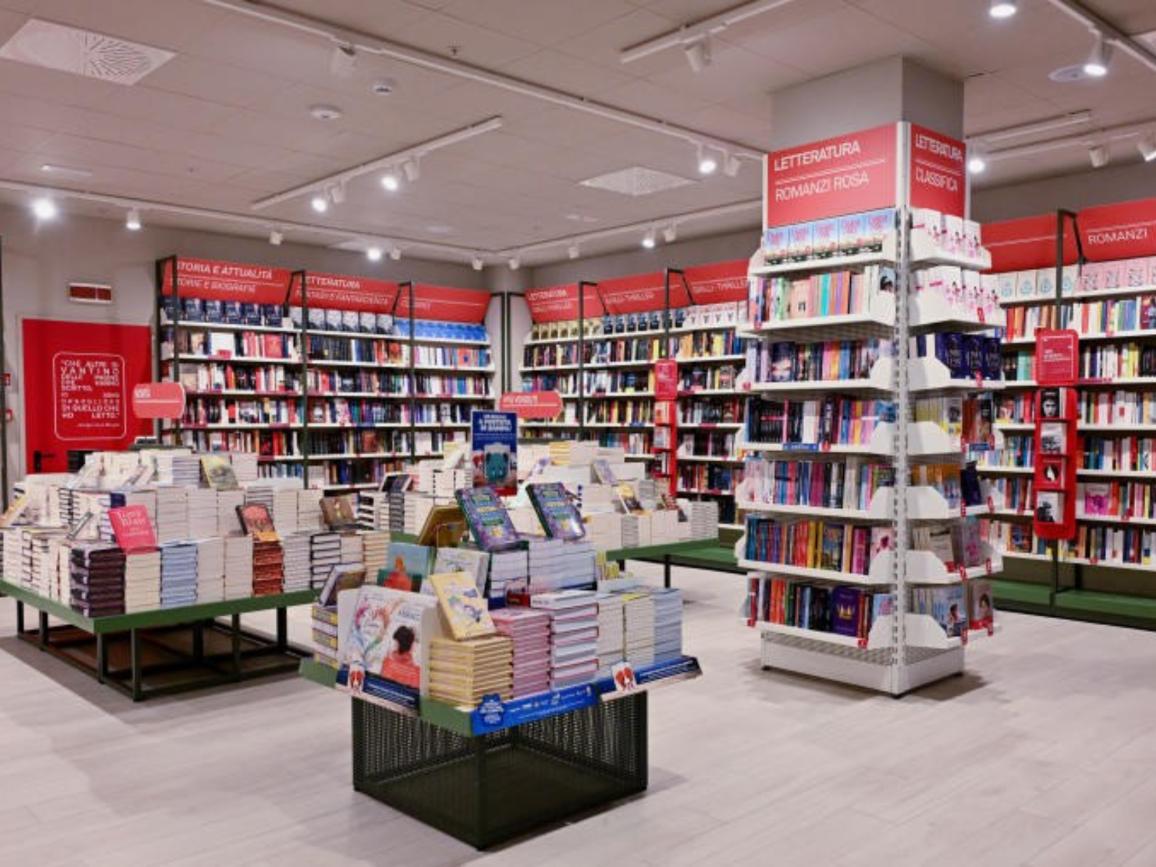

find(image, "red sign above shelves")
[982,215,1079,272]
[1078,197,1156,261]
[499,391,563,419]
[765,124,898,227]
[161,257,291,305]
[293,273,399,314]
[909,124,966,217]
[525,284,606,322]
[395,284,492,323]
[683,260,749,304]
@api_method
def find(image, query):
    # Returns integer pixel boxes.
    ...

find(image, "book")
[320,496,357,530]
[968,579,995,632]
[456,486,521,552]
[417,503,467,547]
[527,482,585,541]
[381,542,433,593]
[432,547,490,594]
[430,570,496,640]
[340,585,436,691]
[236,503,279,542]
[318,563,367,608]
[200,455,239,490]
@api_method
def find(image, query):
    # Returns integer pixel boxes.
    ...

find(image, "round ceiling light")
[309,104,343,121]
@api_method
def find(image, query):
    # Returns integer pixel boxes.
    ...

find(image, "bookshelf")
[156,258,495,492]
[988,234,1156,627]
[737,194,1000,695]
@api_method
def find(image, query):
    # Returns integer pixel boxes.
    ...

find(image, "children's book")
[968,579,995,631]
[201,455,239,490]
[527,482,586,541]
[430,570,496,639]
[381,542,434,593]
[338,585,437,691]
[456,486,521,551]
[432,547,490,594]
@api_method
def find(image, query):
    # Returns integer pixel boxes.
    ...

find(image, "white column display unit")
[738,123,1001,695]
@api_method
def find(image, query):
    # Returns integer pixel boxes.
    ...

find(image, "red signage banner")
[1035,329,1079,386]
[499,391,563,419]
[1077,197,1156,262]
[598,273,691,314]
[161,257,291,305]
[982,215,1079,272]
[654,359,679,401]
[524,284,606,322]
[109,505,157,551]
[293,273,399,313]
[132,382,186,420]
[765,124,898,227]
[683,260,750,304]
[23,320,152,472]
[909,124,966,217]
[395,284,492,323]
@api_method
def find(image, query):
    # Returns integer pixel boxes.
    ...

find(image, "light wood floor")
[2,565,1155,866]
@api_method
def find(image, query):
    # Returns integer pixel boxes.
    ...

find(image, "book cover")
[201,455,239,490]
[830,586,861,636]
[430,570,496,640]
[456,486,521,552]
[968,579,995,631]
[433,547,490,594]
[382,542,434,592]
[527,482,586,541]
[320,496,357,530]
[471,410,518,495]
[340,585,436,690]
[318,563,367,608]
[236,503,279,542]
[417,504,467,547]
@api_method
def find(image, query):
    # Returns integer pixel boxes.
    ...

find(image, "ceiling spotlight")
[366,246,383,262]
[310,194,329,213]
[989,0,1017,19]
[722,153,741,177]
[1083,32,1111,78]
[967,150,987,175]
[641,228,657,249]
[508,256,520,271]
[471,255,484,271]
[684,38,711,73]
[389,246,402,261]
[567,243,580,260]
[380,172,400,192]
[662,224,678,244]
[697,145,718,175]
[403,158,421,183]
[269,228,284,246]
[1089,143,1110,168]
[125,208,142,231]
[329,43,357,78]
[31,196,57,221]
[1139,134,1156,163]
[328,183,345,205]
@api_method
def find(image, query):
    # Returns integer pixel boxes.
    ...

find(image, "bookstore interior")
[4,0,1156,862]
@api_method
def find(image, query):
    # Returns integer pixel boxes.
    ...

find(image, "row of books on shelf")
[306,335,404,365]
[746,339,888,384]
[174,428,462,461]
[177,365,300,394]
[677,464,739,495]
[748,578,892,639]
[1004,295,1156,341]
[183,398,299,426]
[914,394,995,448]
[681,364,739,392]
[989,477,1031,512]
[992,520,1156,568]
[523,370,653,395]
[984,433,1031,469]
[1002,352,1034,382]
[996,257,1156,301]
[680,399,744,426]
[527,302,746,342]
[175,331,298,361]
[1080,481,1156,520]
[413,374,492,397]
[1082,437,1156,472]
[738,457,894,512]
[676,329,745,357]
[912,266,1000,320]
[1079,344,1156,380]
[743,517,877,574]
[910,333,1003,381]
[746,396,889,449]
[677,431,736,458]
[760,208,897,262]
[1078,391,1156,426]
[747,266,893,325]
[168,298,285,327]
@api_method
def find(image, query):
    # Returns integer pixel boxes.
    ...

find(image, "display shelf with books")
[740,133,1000,694]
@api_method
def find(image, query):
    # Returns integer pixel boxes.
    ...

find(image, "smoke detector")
[0,19,174,85]
[1049,64,1093,83]
[310,104,343,121]
[371,78,398,95]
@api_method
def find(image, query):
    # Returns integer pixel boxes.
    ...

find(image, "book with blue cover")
[203,300,224,323]
[381,541,433,593]
[527,482,585,541]
[223,301,244,323]
[456,486,521,552]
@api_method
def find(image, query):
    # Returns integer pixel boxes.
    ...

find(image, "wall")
[972,162,1156,222]
[0,204,485,478]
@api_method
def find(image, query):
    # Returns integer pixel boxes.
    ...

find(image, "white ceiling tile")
[440,0,639,46]
[392,12,542,67]
[498,49,639,96]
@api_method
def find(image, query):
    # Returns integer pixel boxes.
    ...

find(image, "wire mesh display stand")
[351,692,648,849]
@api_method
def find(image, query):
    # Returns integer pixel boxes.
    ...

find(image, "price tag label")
[977,308,986,324]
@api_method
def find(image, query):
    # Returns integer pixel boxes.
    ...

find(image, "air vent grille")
[579,166,695,197]
[0,19,175,85]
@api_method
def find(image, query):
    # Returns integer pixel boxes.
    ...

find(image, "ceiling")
[0,0,1154,267]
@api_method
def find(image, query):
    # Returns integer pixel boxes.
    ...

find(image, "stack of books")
[532,590,599,689]
[27,529,65,598]
[243,484,275,517]
[310,533,342,588]
[651,588,683,662]
[216,490,244,536]
[340,532,363,566]
[596,592,626,675]
[272,489,299,534]
[298,489,324,530]
[223,533,253,600]
[311,604,339,668]
[155,487,188,544]
[491,608,551,697]
[195,536,225,603]
[4,530,23,588]
[160,541,199,608]
[688,501,720,539]
[69,543,126,617]
[489,548,528,604]
[252,538,283,596]
[124,549,161,612]
[623,592,656,667]
[186,488,218,539]
[171,455,201,487]
[362,529,389,579]
[281,531,312,592]
[229,452,259,483]
[404,494,435,536]
[428,635,514,706]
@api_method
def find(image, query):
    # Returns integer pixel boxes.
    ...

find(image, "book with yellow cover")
[430,571,496,640]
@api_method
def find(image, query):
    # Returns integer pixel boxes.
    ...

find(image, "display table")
[608,539,739,585]
[0,579,314,700]
[300,655,702,848]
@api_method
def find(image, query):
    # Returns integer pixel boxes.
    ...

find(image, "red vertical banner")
[654,359,679,400]
[22,319,152,472]
[909,124,966,217]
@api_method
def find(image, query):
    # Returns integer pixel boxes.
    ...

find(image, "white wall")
[972,162,1156,223]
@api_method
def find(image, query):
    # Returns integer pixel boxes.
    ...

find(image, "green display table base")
[3,580,314,700]
[351,691,648,849]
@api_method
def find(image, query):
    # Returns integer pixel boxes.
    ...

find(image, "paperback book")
[430,570,496,639]
[527,482,586,541]
[456,486,521,552]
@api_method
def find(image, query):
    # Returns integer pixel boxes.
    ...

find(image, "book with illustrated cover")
[320,496,357,530]
[614,482,645,515]
[527,482,585,541]
[968,579,995,631]
[430,571,496,640]
[381,542,433,593]
[339,585,437,691]
[1039,423,1066,455]
[236,503,279,542]
[201,455,239,490]
[432,547,490,594]
[869,526,893,560]
[318,563,367,608]
[456,486,521,552]
[417,504,467,547]
[591,459,617,485]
